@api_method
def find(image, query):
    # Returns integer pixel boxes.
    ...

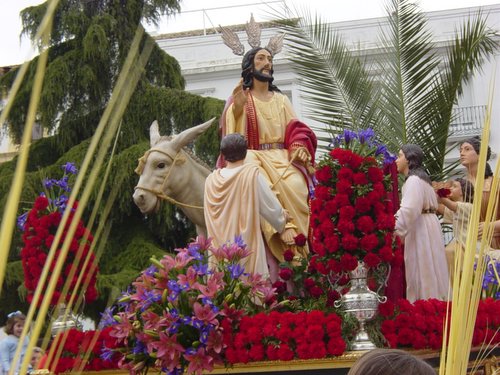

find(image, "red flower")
[315,165,333,183]
[341,234,358,251]
[354,196,371,212]
[337,219,355,234]
[339,205,356,221]
[352,172,368,185]
[359,233,379,252]
[437,188,451,198]
[325,235,340,254]
[339,254,358,271]
[363,252,381,268]
[356,215,375,233]
[283,249,295,262]
[272,281,286,294]
[278,268,293,281]
[294,234,307,246]
[34,196,49,210]
[309,286,323,298]
[337,167,354,181]
[367,166,384,183]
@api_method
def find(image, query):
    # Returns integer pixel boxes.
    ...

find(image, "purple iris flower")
[16,212,28,231]
[227,264,245,279]
[98,306,117,329]
[62,162,78,175]
[100,347,115,361]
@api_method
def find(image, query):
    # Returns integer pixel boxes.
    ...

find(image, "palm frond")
[376,0,441,153]
[275,9,380,137]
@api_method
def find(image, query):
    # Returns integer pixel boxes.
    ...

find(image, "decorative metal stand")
[335,261,387,350]
[51,303,81,337]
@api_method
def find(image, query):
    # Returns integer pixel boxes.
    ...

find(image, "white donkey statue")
[133,118,215,235]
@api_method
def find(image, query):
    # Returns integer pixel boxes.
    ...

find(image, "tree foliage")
[0,0,224,322]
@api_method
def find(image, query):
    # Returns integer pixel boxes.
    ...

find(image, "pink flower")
[184,347,214,375]
[193,302,218,325]
[110,312,136,344]
[148,332,184,370]
[197,271,225,299]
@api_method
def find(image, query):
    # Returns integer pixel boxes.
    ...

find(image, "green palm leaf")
[274,0,497,178]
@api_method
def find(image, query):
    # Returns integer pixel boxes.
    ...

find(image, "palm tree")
[277,0,498,178]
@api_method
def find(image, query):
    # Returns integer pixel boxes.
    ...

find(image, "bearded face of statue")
[241,47,275,88]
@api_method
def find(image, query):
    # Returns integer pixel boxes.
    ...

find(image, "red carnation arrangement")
[45,328,120,373]
[223,310,346,363]
[18,162,99,306]
[308,129,401,296]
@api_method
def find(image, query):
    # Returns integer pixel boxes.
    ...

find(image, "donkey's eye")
[157,162,166,169]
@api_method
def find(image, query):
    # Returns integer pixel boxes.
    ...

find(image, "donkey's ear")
[171,118,216,151]
[150,120,161,147]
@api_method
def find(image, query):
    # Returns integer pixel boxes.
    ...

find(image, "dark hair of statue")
[455,177,474,203]
[347,348,436,375]
[241,47,281,92]
[401,144,432,185]
[220,133,248,162]
[460,136,493,178]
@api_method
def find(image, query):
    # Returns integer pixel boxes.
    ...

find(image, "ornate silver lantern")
[51,303,82,337]
[334,261,387,350]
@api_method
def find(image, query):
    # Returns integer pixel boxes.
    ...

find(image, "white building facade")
[155,4,500,168]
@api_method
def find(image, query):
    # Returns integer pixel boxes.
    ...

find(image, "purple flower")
[56,176,71,192]
[62,162,78,175]
[227,263,245,279]
[342,129,357,144]
[98,306,117,329]
[358,128,375,144]
[16,212,28,231]
[43,178,56,189]
[193,262,209,275]
[144,265,158,277]
[100,346,115,361]
[132,340,148,355]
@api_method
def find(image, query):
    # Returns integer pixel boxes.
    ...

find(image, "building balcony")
[448,105,486,140]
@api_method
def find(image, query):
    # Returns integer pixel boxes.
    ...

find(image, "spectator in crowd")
[348,348,436,375]
[0,311,29,375]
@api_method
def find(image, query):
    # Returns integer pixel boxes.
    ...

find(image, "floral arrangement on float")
[102,237,278,375]
[18,162,99,305]
[45,328,120,373]
[275,129,401,307]
[378,298,500,350]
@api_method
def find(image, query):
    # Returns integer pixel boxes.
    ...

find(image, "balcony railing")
[448,105,486,139]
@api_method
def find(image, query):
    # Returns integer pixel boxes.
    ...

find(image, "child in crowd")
[0,311,29,375]
[437,178,474,284]
[28,347,44,374]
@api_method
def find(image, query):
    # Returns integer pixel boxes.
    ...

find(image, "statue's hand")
[280,227,297,246]
[290,147,311,164]
[232,79,248,118]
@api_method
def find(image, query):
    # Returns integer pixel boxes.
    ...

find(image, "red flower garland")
[379,298,500,350]
[20,195,99,305]
[223,311,346,363]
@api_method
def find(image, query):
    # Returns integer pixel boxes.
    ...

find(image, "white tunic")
[395,175,450,302]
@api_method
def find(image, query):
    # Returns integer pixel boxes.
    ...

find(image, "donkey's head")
[133,118,215,215]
